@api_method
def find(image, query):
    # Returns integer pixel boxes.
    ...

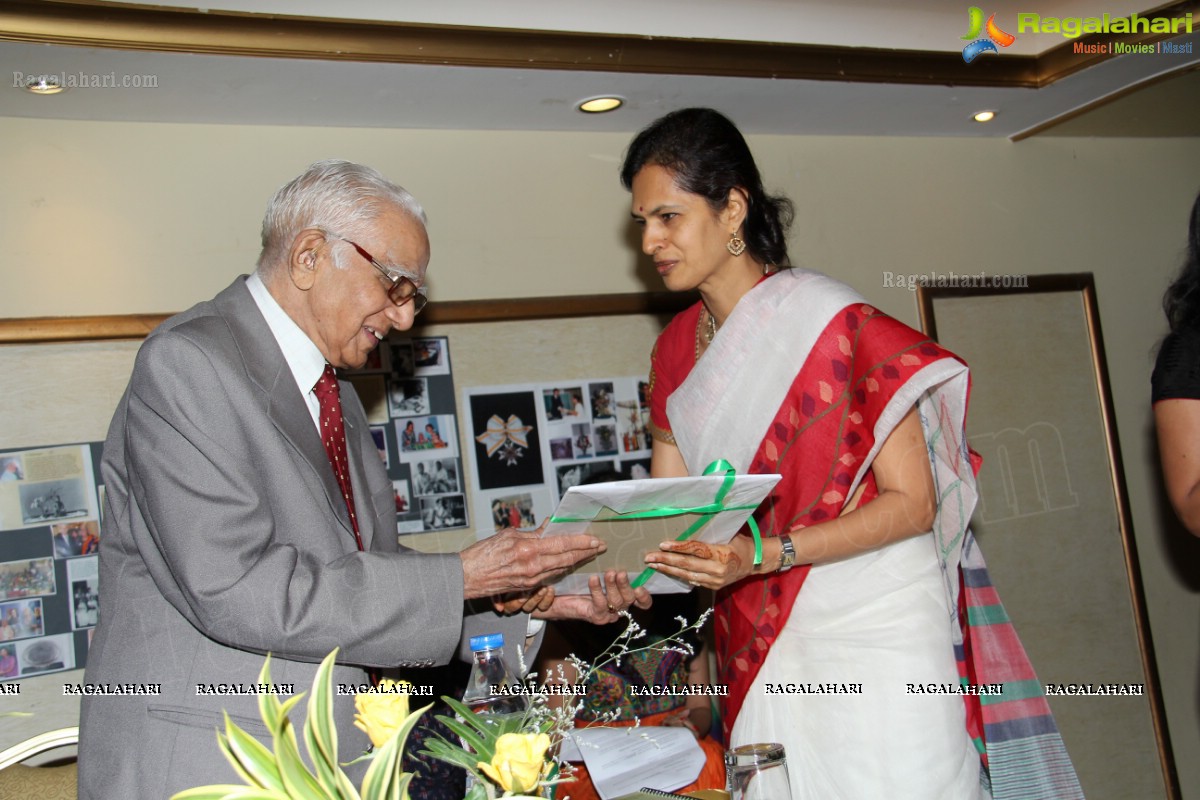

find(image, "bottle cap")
[469,632,504,652]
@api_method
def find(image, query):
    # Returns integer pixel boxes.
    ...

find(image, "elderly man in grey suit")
[78,160,648,798]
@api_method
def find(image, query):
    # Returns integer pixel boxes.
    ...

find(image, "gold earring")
[727,233,747,257]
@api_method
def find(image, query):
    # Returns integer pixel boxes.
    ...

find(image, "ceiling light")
[23,76,66,95]
[578,96,623,113]
[973,110,996,123]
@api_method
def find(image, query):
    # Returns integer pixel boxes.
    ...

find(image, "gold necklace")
[694,307,719,362]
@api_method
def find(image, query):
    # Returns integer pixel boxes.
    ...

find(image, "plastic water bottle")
[462,632,529,716]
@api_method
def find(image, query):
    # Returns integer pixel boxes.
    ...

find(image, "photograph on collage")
[16,632,75,677]
[397,414,459,459]
[369,426,390,467]
[68,556,99,630]
[18,479,91,526]
[52,520,100,559]
[0,598,44,642]
[412,337,450,376]
[542,386,585,421]
[387,377,430,417]
[392,479,411,515]
[0,456,25,482]
[593,424,618,457]
[549,437,574,461]
[469,391,543,490]
[419,494,467,530]
[0,557,56,601]
[588,382,616,420]
[490,493,537,531]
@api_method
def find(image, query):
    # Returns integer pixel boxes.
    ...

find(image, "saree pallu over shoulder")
[665,269,1082,799]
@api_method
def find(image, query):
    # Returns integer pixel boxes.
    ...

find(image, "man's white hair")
[256,159,427,276]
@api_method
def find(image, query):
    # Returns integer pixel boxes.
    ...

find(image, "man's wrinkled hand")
[461,522,604,599]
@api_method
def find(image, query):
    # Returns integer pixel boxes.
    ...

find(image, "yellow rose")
[353,679,411,748]
[476,732,551,794]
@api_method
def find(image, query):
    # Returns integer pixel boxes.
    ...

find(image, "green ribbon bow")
[550,459,764,589]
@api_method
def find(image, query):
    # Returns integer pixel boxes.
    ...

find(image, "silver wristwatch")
[778,535,797,572]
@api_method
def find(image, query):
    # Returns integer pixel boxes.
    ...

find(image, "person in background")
[0,646,16,678]
[78,160,648,799]
[1153,190,1200,536]
[626,108,1081,799]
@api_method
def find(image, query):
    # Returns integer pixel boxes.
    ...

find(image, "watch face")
[779,537,796,570]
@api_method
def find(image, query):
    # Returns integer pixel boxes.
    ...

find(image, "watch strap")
[778,535,796,572]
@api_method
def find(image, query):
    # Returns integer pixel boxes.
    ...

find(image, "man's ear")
[287,229,326,290]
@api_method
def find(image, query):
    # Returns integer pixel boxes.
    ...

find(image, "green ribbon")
[549,459,764,589]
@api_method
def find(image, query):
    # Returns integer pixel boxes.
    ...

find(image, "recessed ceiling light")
[23,76,66,95]
[973,110,997,123]
[578,96,623,114]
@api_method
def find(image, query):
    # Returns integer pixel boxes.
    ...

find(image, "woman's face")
[630,164,738,294]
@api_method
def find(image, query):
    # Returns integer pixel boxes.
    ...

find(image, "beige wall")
[1,116,1198,796]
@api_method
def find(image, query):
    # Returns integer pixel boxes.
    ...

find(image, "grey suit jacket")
[78,278,532,799]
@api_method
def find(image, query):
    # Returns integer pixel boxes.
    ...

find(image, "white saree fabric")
[666,270,986,799]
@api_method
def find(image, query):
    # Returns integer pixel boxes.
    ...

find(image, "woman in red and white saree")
[624,108,1082,800]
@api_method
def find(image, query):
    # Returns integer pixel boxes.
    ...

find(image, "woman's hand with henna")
[643,535,756,590]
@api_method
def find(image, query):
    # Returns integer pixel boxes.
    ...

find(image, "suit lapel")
[213,279,359,550]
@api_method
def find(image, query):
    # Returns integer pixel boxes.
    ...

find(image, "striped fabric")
[960,537,1085,799]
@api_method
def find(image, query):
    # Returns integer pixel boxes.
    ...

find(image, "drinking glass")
[725,742,792,799]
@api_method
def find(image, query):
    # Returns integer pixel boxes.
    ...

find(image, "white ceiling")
[2,0,1198,137]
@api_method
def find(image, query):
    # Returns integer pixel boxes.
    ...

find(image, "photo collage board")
[0,443,102,681]
[463,376,653,535]
[343,336,469,536]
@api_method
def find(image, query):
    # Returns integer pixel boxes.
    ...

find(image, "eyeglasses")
[327,233,427,315]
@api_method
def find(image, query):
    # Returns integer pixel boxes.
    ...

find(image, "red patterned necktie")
[313,364,364,551]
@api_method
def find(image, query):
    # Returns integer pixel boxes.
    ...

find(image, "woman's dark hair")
[1163,190,1200,332]
[620,107,794,267]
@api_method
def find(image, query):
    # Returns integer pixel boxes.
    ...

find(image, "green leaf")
[393,772,412,800]
[276,693,308,731]
[431,715,493,762]
[304,720,344,797]
[215,790,292,800]
[301,650,361,799]
[256,654,283,733]
[222,714,286,792]
[272,710,331,800]
[217,729,271,792]
[170,786,294,800]
[419,738,484,773]
[307,650,340,769]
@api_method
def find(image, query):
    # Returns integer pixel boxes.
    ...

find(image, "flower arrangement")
[174,611,709,800]
[171,649,428,800]
[421,609,711,799]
